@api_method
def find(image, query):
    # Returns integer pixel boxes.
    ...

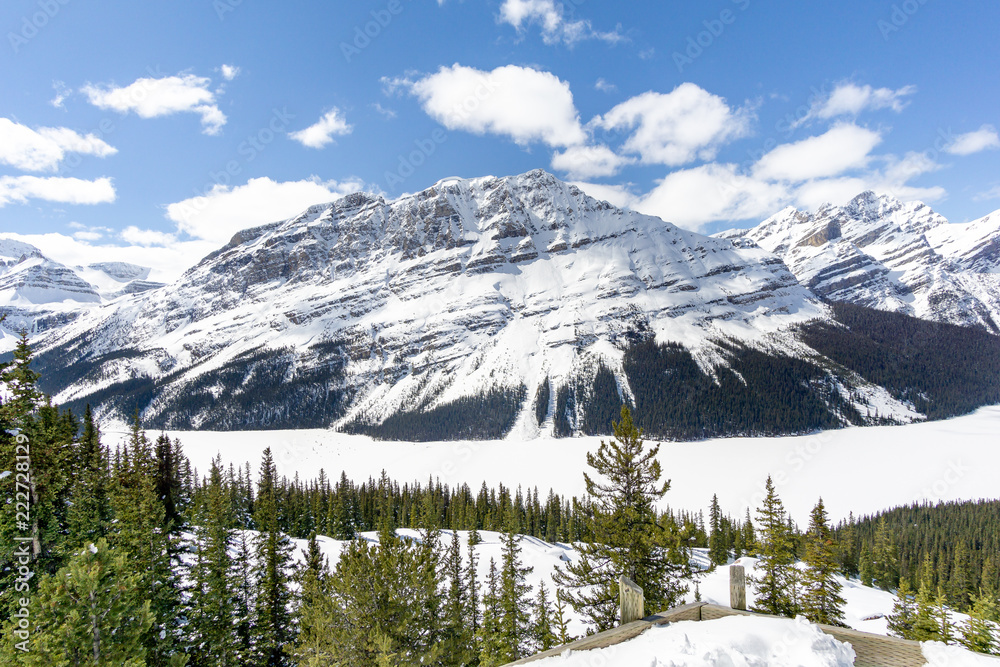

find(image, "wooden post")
[619,575,644,625]
[730,565,746,610]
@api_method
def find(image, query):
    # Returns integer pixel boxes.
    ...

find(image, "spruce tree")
[552,592,574,646]
[252,448,296,666]
[532,582,557,652]
[872,517,899,591]
[859,541,875,587]
[497,530,533,661]
[801,498,846,626]
[750,476,798,617]
[708,494,728,567]
[441,530,475,665]
[553,406,688,631]
[888,578,916,639]
[289,534,337,667]
[479,559,505,666]
[960,590,999,655]
[1,539,153,666]
[912,555,942,641]
[66,405,112,548]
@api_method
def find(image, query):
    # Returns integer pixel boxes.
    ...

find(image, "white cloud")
[0,231,216,283]
[498,0,623,46]
[165,176,365,244]
[0,176,116,207]
[595,78,617,93]
[551,144,632,179]
[593,84,753,166]
[398,64,587,148]
[974,185,1000,202]
[289,108,353,149]
[219,64,241,81]
[753,124,882,182]
[50,80,71,108]
[636,164,789,230]
[373,103,397,119]
[944,125,1000,156]
[795,82,915,127]
[81,73,227,135]
[569,181,639,210]
[0,118,117,172]
[120,226,177,246]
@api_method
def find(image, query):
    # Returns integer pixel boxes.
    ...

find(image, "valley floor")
[103,404,1000,525]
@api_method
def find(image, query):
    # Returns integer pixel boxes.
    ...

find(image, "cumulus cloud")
[219,64,241,81]
[120,226,177,246]
[795,82,915,127]
[593,84,752,166]
[944,125,1000,155]
[498,0,623,46]
[594,78,617,93]
[753,124,882,182]
[81,73,227,135]
[394,64,587,148]
[551,144,632,179]
[165,176,365,244]
[289,108,353,149]
[0,175,116,207]
[569,181,639,210]
[636,164,789,230]
[50,80,71,108]
[0,118,117,172]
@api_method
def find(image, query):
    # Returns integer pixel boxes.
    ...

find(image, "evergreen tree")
[872,517,899,591]
[552,592,574,646]
[887,578,916,639]
[708,494,728,567]
[838,514,859,579]
[288,534,336,667]
[441,530,475,665]
[466,527,482,647]
[912,555,942,642]
[859,542,875,587]
[109,414,186,666]
[554,406,688,631]
[750,476,798,617]
[497,531,533,661]
[960,590,999,655]
[66,406,112,548]
[532,582,557,652]
[252,448,296,666]
[189,456,240,665]
[801,498,846,626]
[478,559,505,666]
[742,509,756,556]
[1,539,153,666]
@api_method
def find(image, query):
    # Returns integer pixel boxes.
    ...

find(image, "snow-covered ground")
[132,404,1000,525]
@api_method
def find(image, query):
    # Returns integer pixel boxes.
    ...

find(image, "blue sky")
[1,0,999,277]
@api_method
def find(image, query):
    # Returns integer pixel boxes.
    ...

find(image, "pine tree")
[750,476,798,617]
[960,589,999,655]
[497,530,533,661]
[859,541,875,587]
[466,527,482,647]
[189,456,240,665]
[934,586,954,645]
[872,517,899,591]
[708,494,728,567]
[888,578,916,639]
[742,509,756,556]
[532,582,557,652]
[109,413,186,666]
[441,530,475,665]
[553,406,688,631]
[912,555,942,642]
[479,558,506,666]
[289,534,337,667]
[66,405,112,548]
[838,514,859,579]
[1,539,152,666]
[252,448,296,666]
[800,498,846,626]
[553,591,574,646]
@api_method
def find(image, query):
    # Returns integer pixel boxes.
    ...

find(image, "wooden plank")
[730,565,747,610]
[619,575,644,626]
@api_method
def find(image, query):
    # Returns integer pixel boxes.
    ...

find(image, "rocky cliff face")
[35,170,848,434]
[727,192,1000,333]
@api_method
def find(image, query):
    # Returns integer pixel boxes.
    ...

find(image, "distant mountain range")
[6,171,1000,439]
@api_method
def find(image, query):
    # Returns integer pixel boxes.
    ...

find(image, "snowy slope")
[38,170,841,432]
[729,193,1000,332]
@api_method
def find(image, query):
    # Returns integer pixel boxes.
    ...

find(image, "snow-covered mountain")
[22,172,1000,436]
[0,240,162,345]
[721,193,1000,332]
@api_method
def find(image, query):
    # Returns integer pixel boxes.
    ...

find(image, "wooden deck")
[506,602,945,666]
